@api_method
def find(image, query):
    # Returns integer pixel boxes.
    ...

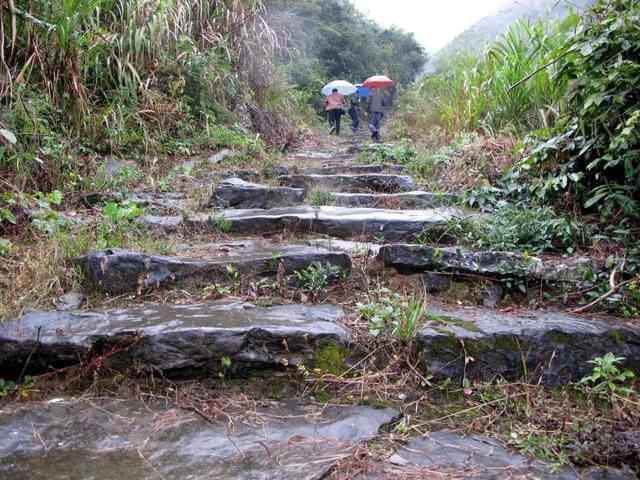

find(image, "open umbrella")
[355,84,370,98]
[321,80,357,96]
[363,75,395,89]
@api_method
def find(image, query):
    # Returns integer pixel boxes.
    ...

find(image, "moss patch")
[314,340,351,376]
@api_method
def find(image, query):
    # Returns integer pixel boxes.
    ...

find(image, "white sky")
[350,0,511,52]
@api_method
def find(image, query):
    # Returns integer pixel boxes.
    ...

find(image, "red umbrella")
[363,75,395,88]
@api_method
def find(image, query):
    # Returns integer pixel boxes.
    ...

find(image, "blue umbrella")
[355,84,370,98]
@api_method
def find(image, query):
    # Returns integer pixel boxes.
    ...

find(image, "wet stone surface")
[279,173,416,193]
[141,206,461,242]
[81,191,190,213]
[0,398,398,480]
[419,306,640,385]
[358,430,635,479]
[330,191,455,209]
[210,177,305,209]
[379,244,593,283]
[0,301,350,378]
[299,164,403,175]
[76,245,352,294]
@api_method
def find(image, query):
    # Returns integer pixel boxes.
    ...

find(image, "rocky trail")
[0,132,638,479]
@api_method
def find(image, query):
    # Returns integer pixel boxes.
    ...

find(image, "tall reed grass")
[395,14,579,138]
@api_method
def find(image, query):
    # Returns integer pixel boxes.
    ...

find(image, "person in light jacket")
[325,88,345,136]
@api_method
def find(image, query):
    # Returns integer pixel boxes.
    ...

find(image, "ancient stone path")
[0,133,638,478]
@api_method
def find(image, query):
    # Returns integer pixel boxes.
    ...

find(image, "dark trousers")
[349,107,359,130]
[368,111,384,140]
[327,109,342,135]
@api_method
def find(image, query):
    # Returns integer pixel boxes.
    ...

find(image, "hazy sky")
[350,0,511,52]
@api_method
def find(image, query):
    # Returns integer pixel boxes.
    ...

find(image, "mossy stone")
[314,340,350,376]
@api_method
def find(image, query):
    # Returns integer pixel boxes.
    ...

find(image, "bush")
[520,0,640,222]
[450,204,586,253]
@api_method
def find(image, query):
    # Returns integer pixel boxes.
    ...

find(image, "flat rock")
[419,306,640,385]
[280,174,416,193]
[161,206,458,242]
[81,191,189,213]
[306,239,381,256]
[300,164,403,175]
[76,245,351,294]
[361,430,632,479]
[0,301,350,377]
[210,177,305,209]
[0,398,397,480]
[330,191,454,209]
[379,244,593,283]
[54,292,87,310]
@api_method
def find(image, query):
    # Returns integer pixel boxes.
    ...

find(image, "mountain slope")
[430,0,594,68]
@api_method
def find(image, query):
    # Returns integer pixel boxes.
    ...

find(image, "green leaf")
[0,129,17,145]
[0,208,16,224]
[49,190,63,205]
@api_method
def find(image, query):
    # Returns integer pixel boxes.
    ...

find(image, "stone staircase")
[1,136,638,479]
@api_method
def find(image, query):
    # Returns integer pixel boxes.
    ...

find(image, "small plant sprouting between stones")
[0,375,36,399]
[225,265,241,291]
[218,356,232,378]
[307,186,335,206]
[204,284,232,298]
[357,288,427,340]
[213,214,232,233]
[294,262,342,295]
[580,353,635,399]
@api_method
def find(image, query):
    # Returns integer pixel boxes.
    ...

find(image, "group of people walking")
[324,87,386,141]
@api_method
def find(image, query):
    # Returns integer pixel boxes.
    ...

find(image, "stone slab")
[0,398,398,480]
[359,430,633,479]
[200,206,460,242]
[300,164,403,175]
[210,177,305,209]
[419,306,640,385]
[330,191,455,209]
[82,191,189,212]
[279,174,416,193]
[76,245,351,294]
[379,244,593,283]
[0,301,350,378]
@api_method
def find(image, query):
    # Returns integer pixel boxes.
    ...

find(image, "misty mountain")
[429,0,594,69]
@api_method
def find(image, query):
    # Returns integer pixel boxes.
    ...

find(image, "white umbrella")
[321,80,357,96]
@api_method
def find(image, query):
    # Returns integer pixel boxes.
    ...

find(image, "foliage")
[294,261,342,295]
[357,139,417,165]
[580,353,635,399]
[307,187,335,206]
[450,204,585,253]
[580,256,640,317]
[266,0,427,111]
[517,0,640,223]
[356,288,425,340]
[0,0,303,195]
[395,14,576,136]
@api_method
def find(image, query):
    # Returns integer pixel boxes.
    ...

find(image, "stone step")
[279,173,416,193]
[420,305,640,385]
[378,244,593,283]
[299,164,403,175]
[330,191,454,209]
[210,177,304,209]
[359,430,627,479]
[81,191,189,213]
[210,178,453,210]
[0,399,397,480]
[76,245,352,294]
[0,301,350,378]
[141,206,461,242]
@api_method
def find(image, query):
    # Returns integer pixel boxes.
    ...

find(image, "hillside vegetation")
[430,0,594,68]
[392,0,640,316]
